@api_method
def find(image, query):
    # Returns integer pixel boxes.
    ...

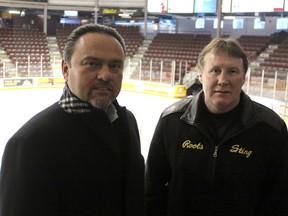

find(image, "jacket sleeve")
[145,116,171,216]
[0,135,58,216]
[125,110,145,216]
[264,123,288,215]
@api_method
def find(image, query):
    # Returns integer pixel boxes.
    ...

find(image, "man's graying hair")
[63,23,126,64]
[197,37,249,74]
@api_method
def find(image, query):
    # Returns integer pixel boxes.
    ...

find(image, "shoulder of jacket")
[161,96,194,118]
[253,101,286,130]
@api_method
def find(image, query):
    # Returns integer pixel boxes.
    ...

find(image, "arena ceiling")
[0,0,287,20]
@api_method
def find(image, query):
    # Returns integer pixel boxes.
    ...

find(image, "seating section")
[237,35,271,61]
[0,26,52,77]
[56,24,143,58]
[255,33,288,79]
[113,25,144,58]
[0,24,287,84]
[56,24,80,57]
[137,33,212,82]
[260,40,288,74]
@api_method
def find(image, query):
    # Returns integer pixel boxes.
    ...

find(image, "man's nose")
[97,65,111,81]
[218,72,229,85]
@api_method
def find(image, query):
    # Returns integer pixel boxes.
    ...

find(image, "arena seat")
[137,33,211,83]
[113,25,144,58]
[56,24,144,58]
[257,35,288,77]
[56,24,80,57]
[0,26,52,77]
[237,35,271,61]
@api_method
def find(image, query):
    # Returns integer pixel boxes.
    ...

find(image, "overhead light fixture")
[20,10,25,17]
[223,16,236,20]
[9,10,21,14]
[118,13,131,18]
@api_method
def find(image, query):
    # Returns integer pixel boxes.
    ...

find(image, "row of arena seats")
[0,24,145,77]
[0,24,287,83]
[111,25,144,58]
[136,33,274,82]
[56,24,144,58]
[258,36,288,74]
[250,67,287,80]
[237,35,271,61]
[137,33,212,82]
[56,24,80,57]
[0,26,53,77]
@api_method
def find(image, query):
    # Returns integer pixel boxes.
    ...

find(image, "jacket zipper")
[185,120,253,215]
[206,145,219,215]
[213,145,219,158]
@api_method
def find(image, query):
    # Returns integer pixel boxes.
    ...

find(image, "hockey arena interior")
[0,0,288,160]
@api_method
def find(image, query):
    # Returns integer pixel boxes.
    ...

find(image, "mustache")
[91,82,114,91]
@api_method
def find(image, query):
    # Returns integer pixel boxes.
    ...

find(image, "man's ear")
[62,59,69,82]
[198,74,203,84]
[242,78,245,86]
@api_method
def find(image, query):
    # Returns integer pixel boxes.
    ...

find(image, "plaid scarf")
[58,83,118,122]
[59,83,92,114]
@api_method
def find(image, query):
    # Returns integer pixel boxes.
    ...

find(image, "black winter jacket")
[0,100,144,216]
[145,91,288,216]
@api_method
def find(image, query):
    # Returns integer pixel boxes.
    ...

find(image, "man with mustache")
[0,24,144,216]
[145,38,288,215]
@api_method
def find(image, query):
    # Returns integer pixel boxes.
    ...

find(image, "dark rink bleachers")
[56,24,144,58]
[136,33,212,82]
[237,35,271,61]
[0,26,52,77]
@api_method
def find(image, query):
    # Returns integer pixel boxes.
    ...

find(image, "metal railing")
[1,56,288,103]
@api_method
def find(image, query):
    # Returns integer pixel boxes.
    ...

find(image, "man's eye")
[212,68,221,73]
[86,61,100,67]
[110,63,123,71]
[230,69,238,73]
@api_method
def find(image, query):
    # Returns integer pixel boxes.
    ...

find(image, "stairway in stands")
[0,45,15,77]
[47,36,62,77]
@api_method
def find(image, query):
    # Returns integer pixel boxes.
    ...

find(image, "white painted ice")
[0,88,179,165]
[0,88,286,167]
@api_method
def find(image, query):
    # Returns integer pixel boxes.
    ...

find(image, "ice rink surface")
[1,88,286,166]
[0,88,180,164]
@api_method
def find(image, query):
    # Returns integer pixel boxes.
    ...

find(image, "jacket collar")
[180,91,261,129]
